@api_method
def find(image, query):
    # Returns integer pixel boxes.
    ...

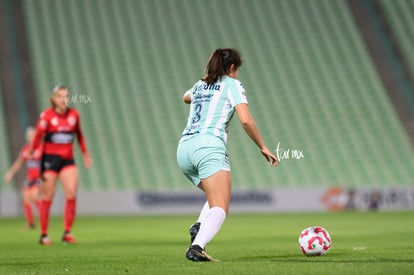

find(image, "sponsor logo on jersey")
[26,159,40,168]
[193,93,213,101]
[194,83,221,93]
[68,116,77,126]
[51,117,58,126]
[50,132,74,144]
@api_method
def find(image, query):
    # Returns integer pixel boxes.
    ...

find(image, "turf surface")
[0,211,413,274]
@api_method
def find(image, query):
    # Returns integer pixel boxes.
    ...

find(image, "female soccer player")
[177,48,278,261]
[30,85,92,245]
[4,127,42,229]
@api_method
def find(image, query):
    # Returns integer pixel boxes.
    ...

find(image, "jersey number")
[191,103,202,124]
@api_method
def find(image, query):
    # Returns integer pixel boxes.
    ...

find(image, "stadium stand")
[380,0,414,113]
[0,84,11,188]
[380,0,414,77]
[21,0,414,190]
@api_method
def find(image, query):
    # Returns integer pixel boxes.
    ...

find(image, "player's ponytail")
[202,48,242,85]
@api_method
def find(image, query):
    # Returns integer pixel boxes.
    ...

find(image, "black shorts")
[24,179,41,188]
[41,154,75,175]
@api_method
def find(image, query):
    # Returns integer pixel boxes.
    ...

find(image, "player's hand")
[260,146,278,167]
[83,153,93,168]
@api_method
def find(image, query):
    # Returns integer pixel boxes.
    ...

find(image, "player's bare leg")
[198,170,231,213]
[60,166,79,244]
[186,170,231,261]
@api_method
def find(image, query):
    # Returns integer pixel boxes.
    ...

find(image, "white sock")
[196,201,210,223]
[192,207,226,249]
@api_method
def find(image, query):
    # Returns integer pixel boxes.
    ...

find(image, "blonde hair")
[25,126,35,142]
[50,84,68,107]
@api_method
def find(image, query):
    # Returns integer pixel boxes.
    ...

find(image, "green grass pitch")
[0,211,413,274]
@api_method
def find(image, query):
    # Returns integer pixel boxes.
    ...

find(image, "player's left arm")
[235,103,277,166]
[231,81,278,166]
[75,112,92,168]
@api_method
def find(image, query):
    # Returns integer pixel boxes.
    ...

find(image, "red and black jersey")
[31,107,88,159]
[20,144,42,181]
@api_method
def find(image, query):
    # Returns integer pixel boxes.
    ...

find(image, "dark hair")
[202,48,242,85]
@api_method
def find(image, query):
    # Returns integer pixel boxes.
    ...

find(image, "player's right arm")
[4,152,24,184]
[30,113,47,154]
[235,103,278,167]
[183,89,191,104]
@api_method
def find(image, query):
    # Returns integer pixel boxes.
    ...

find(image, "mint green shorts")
[176,135,230,186]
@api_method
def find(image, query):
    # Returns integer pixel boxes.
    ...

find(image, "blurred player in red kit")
[4,127,42,229]
[31,85,92,245]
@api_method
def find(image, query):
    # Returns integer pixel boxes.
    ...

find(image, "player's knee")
[41,192,54,201]
[65,193,76,200]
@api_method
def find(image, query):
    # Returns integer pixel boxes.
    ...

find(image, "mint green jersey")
[181,76,248,144]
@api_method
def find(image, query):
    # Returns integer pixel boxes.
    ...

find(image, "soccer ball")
[298,226,332,256]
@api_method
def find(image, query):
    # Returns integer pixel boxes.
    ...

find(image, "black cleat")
[186,245,218,262]
[189,222,200,243]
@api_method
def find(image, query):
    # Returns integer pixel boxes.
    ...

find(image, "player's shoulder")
[224,77,245,95]
[40,107,54,117]
[194,80,203,86]
[67,107,80,117]
[224,76,244,88]
[40,107,54,119]
[189,80,205,97]
[234,79,244,90]
[66,108,80,127]
[191,80,203,90]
